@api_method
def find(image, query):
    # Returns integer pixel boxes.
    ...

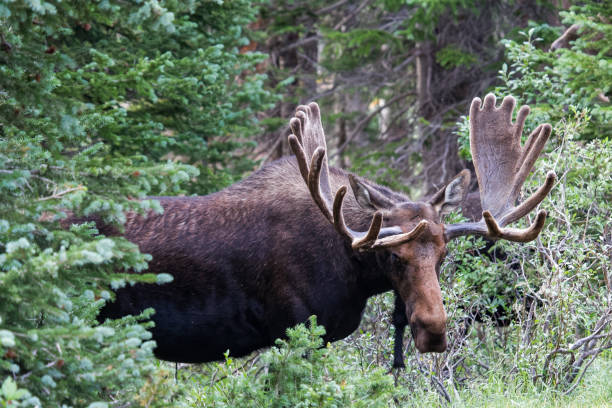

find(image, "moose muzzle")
[407,289,448,353]
[410,314,447,353]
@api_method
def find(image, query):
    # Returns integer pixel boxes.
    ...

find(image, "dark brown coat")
[98,158,404,363]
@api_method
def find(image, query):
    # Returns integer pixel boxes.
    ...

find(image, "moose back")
[90,95,554,364]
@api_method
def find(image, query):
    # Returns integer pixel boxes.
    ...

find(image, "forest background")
[0,0,610,406]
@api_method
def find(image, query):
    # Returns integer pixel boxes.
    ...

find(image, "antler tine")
[288,131,309,185]
[371,220,429,249]
[510,124,553,207]
[333,185,383,248]
[307,146,334,222]
[445,94,556,243]
[483,209,548,242]
[333,185,428,249]
[289,102,427,250]
[500,171,556,227]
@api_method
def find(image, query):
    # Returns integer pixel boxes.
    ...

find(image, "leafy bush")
[438,2,612,395]
[446,115,610,390]
[185,316,398,407]
[336,112,610,402]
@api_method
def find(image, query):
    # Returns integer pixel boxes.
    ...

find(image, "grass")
[158,353,612,407]
[450,358,612,408]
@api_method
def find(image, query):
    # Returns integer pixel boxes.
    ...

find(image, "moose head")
[289,94,555,353]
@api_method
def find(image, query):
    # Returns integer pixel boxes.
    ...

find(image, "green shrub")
[186,316,398,407]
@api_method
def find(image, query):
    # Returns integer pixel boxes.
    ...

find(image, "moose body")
[93,95,554,365]
[99,159,405,363]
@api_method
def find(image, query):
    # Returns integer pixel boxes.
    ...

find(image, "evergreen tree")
[0,0,275,405]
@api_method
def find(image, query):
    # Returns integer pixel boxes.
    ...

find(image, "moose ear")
[429,170,471,216]
[349,174,395,211]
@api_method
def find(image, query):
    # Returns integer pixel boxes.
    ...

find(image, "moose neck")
[339,202,396,298]
[356,249,395,297]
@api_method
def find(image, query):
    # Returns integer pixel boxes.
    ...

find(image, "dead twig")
[37,186,85,201]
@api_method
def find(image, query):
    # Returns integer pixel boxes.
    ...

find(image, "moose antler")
[445,94,556,242]
[288,103,428,249]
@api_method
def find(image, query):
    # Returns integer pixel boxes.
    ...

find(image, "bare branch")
[37,186,85,201]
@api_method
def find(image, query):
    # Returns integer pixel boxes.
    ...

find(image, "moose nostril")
[417,332,447,353]
[411,323,447,353]
[412,316,446,335]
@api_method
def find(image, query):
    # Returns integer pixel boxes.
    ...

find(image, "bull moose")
[94,94,555,366]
